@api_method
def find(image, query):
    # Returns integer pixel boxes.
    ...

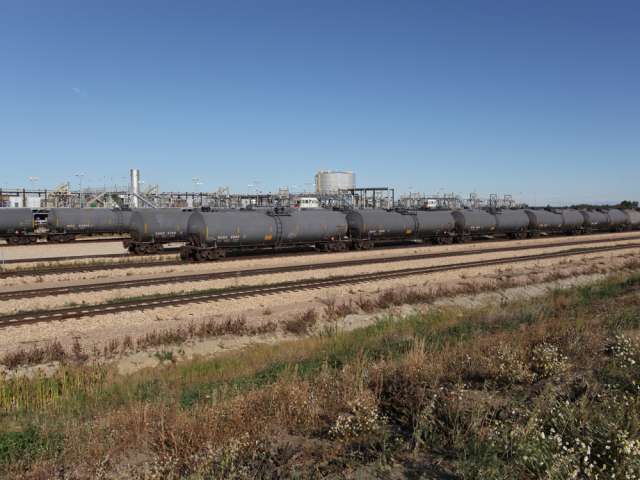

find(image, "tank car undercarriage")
[124,240,165,255]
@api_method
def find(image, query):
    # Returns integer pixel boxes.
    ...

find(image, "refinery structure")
[0,168,522,211]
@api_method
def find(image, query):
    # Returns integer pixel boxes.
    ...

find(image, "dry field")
[1,233,639,376]
[1,267,640,478]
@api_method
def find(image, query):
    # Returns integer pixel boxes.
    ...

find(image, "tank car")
[346,209,416,247]
[47,208,132,242]
[346,209,455,247]
[524,209,564,235]
[451,209,497,241]
[558,209,585,234]
[0,208,36,244]
[579,209,610,233]
[413,210,456,244]
[183,207,349,261]
[624,209,640,229]
[606,209,629,231]
[493,209,530,239]
[127,208,192,254]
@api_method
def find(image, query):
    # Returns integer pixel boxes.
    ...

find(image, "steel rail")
[0,237,130,247]
[2,240,640,301]
[0,242,637,329]
[3,233,640,279]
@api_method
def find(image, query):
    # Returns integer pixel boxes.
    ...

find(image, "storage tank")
[346,209,416,240]
[525,209,564,232]
[47,208,131,235]
[493,209,530,235]
[129,208,192,243]
[451,209,497,236]
[315,170,355,194]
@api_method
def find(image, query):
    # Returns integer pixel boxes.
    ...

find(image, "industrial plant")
[1,168,521,211]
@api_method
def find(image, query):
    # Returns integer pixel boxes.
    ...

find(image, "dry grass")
[0,341,67,369]
[283,308,318,334]
[2,270,640,478]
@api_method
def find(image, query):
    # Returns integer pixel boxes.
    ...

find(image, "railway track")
[0,242,637,329]
[2,233,640,279]
[0,248,180,270]
[0,237,130,247]
[2,240,639,301]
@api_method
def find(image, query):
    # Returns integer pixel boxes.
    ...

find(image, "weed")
[283,309,317,334]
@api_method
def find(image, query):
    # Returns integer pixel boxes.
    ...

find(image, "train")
[2,206,639,257]
[47,208,132,242]
[0,207,132,244]
[175,206,640,262]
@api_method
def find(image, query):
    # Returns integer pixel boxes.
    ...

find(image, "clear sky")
[1,0,638,205]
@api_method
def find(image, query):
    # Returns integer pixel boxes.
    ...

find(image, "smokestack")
[130,169,140,208]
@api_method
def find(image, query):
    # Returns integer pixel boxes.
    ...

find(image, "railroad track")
[0,242,638,329]
[0,248,180,270]
[2,240,639,301]
[0,237,130,247]
[3,233,640,279]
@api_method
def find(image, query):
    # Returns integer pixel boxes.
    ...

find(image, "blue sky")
[1,0,638,205]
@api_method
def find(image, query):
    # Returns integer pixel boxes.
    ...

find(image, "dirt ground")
[3,230,640,287]
[1,240,638,371]
[2,230,639,275]
[1,237,638,314]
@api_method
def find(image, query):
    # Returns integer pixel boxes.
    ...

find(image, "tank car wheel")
[179,247,190,261]
[28,236,37,244]
[334,242,347,252]
[216,249,227,259]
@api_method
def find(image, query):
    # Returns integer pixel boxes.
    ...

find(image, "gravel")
[0,243,638,360]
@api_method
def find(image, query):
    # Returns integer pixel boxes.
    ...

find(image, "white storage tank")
[315,170,355,194]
